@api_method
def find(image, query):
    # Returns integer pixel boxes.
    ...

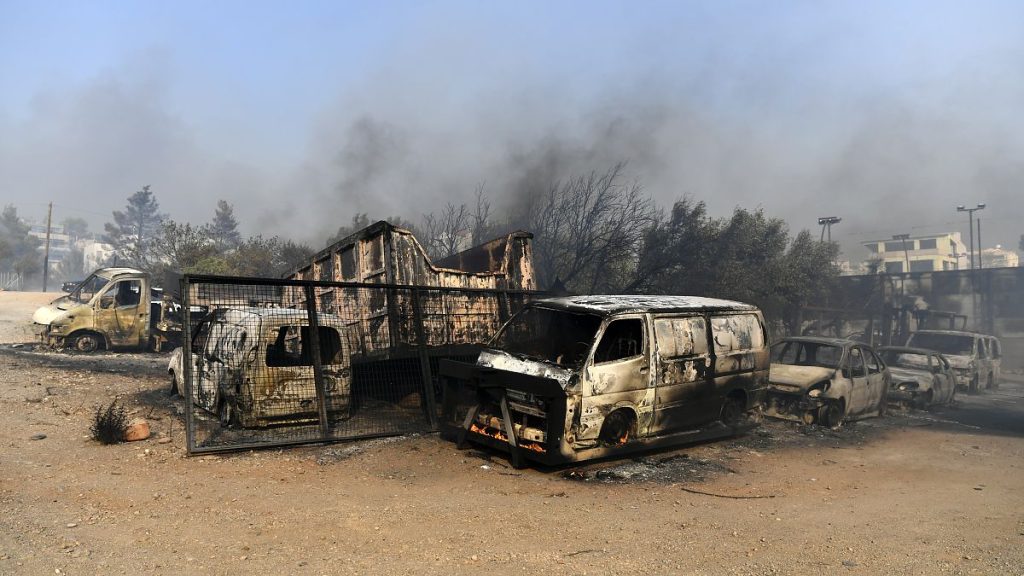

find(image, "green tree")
[154,221,229,275]
[229,236,313,277]
[0,205,42,280]
[206,200,241,252]
[103,185,167,268]
[631,199,838,334]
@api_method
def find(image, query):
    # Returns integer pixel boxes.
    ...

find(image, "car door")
[846,347,871,414]
[94,279,146,347]
[653,315,711,433]
[580,316,653,439]
[864,348,887,412]
[934,354,956,403]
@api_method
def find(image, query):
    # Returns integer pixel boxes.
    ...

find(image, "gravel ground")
[2,291,1023,575]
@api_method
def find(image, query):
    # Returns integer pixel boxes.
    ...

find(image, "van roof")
[97,267,145,278]
[534,295,759,316]
[910,329,987,337]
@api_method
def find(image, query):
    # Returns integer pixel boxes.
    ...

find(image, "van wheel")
[818,400,844,429]
[599,410,634,446]
[720,394,745,428]
[71,333,101,353]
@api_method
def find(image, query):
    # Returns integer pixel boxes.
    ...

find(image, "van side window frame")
[592,317,646,365]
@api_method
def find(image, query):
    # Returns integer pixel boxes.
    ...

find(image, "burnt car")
[876,346,957,408]
[765,337,889,428]
[169,307,353,427]
[440,295,769,467]
[904,330,1001,392]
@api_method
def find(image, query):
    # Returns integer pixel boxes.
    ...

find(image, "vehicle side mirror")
[841,368,850,378]
[99,295,115,309]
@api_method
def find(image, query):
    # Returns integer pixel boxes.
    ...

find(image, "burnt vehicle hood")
[943,355,973,370]
[32,299,76,325]
[888,366,931,384]
[476,349,575,389]
[768,364,835,392]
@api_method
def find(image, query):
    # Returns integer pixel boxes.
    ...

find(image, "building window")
[885,261,904,274]
[865,243,879,253]
[909,260,934,272]
[919,239,937,250]
[884,241,908,252]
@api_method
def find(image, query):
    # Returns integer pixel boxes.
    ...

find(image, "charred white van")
[905,330,1001,392]
[441,295,769,466]
[169,307,353,427]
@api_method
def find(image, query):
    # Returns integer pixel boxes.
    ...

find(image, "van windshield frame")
[68,273,113,304]
[907,333,974,356]
[491,306,603,369]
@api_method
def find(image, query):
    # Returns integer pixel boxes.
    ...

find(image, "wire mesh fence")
[179,274,537,454]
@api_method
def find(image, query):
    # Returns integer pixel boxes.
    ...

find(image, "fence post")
[182,275,196,455]
[410,288,440,429]
[303,284,331,439]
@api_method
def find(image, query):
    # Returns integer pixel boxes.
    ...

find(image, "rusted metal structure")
[285,221,537,359]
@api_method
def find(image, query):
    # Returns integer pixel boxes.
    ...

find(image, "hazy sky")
[2,0,1022,259]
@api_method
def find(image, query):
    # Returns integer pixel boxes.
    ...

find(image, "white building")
[981,246,1020,268]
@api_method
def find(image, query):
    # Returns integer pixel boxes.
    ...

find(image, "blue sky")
[2,1,1023,254]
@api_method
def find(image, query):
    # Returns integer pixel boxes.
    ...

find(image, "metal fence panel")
[181,274,538,454]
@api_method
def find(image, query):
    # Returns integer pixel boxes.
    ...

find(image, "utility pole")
[893,234,911,273]
[42,202,53,292]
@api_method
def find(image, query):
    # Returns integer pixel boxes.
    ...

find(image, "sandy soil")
[1,291,1023,575]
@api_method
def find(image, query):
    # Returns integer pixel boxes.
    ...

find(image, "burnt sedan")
[765,337,889,428]
[876,346,957,408]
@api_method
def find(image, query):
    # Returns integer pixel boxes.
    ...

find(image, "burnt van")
[440,295,769,467]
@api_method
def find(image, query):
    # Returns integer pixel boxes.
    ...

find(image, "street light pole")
[977,218,983,269]
[956,203,986,269]
[817,216,841,243]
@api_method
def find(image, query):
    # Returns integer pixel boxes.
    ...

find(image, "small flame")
[469,423,545,453]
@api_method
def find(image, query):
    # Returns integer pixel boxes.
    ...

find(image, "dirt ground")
[2,291,1023,575]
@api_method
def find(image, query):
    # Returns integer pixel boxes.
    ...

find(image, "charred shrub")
[90,401,129,444]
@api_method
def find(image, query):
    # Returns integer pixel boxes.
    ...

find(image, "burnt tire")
[598,410,634,446]
[71,332,101,353]
[818,400,844,429]
[720,395,745,429]
[915,389,933,410]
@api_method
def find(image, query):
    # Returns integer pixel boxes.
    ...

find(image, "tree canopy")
[103,185,167,268]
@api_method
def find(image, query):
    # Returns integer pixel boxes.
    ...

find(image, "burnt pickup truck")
[440,295,769,467]
[33,267,192,352]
